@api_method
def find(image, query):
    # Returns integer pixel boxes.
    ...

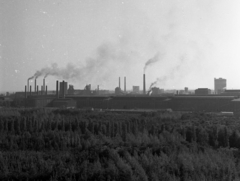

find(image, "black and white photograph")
[1,0,240,180]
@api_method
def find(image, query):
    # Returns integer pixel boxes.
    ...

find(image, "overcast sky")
[1,0,240,92]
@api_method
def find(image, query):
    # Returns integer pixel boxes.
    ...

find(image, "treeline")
[0,108,239,180]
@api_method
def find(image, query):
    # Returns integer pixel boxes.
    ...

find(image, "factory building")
[214,78,226,94]
[221,89,240,96]
[8,75,240,116]
[115,87,122,95]
[81,84,93,95]
[25,96,54,107]
[52,98,76,108]
[65,83,109,96]
[59,81,68,98]
[151,87,164,95]
[68,85,74,95]
[132,86,140,94]
[10,72,240,116]
[195,88,211,95]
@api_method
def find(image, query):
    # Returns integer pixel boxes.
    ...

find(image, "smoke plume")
[148,55,186,90]
[29,42,132,84]
[28,76,35,81]
[144,52,161,73]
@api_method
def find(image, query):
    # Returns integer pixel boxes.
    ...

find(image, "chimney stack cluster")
[25,78,47,98]
[25,71,148,98]
[118,76,127,92]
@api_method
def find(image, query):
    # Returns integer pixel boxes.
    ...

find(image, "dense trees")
[0,108,239,180]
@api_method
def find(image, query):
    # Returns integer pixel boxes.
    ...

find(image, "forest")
[0,108,239,180]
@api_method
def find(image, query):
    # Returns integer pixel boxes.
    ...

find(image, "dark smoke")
[29,43,130,83]
[148,55,186,90]
[148,77,166,92]
[149,79,159,90]
[144,52,161,73]
[28,76,35,81]
[42,63,81,80]
[34,71,42,79]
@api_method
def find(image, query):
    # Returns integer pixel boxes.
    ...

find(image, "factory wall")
[170,97,235,112]
[21,94,240,115]
[67,95,237,113]
[69,96,168,109]
[25,97,54,108]
[52,98,76,108]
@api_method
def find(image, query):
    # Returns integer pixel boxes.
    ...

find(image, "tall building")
[60,81,68,98]
[214,78,226,94]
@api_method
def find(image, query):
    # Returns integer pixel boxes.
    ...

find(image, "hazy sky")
[1,0,240,92]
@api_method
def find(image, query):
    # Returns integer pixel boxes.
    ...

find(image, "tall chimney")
[143,74,146,95]
[124,76,126,92]
[43,79,45,92]
[45,86,48,95]
[27,79,29,92]
[37,85,39,95]
[35,79,37,92]
[119,77,121,89]
[30,86,32,95]
[62,80,65,98]
[25,85,27,98]
[56,80,59,98]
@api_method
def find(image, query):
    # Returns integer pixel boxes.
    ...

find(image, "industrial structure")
[214,78,226,94]
[143,74,146,95]
[195,88,211,95]
[6,72,240,117]
[132,86,140,94]
[221,89,240,96]
[151,87,164,95]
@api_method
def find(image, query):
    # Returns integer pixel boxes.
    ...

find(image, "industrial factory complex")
[0,74,237,116]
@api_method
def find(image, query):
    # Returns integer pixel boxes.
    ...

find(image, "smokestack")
[43,78,45,92]
[143,74,146,94]
[45,86,48,95]
[35,79,37,92]
[27,79,29,92]
[56,80,59,98]
[124,76,126,92]
[25,86,27,98]
[119,77,121,89]
[30,86,32,95]
[37,85,39,95]
[62,80,65,98]
[98,85,99,94]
